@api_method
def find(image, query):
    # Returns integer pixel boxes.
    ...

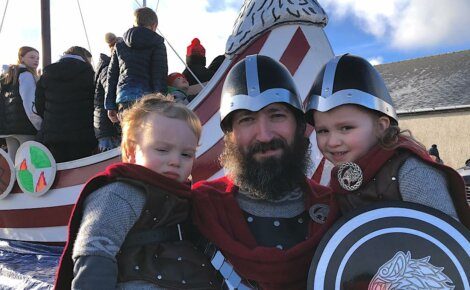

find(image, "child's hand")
[107,110,119,123]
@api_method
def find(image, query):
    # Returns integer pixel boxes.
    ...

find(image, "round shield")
[15,141,56,197]
[308,202,470,290]
[0,148,16,199]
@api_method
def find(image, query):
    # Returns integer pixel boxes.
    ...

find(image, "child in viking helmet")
[55,94,220,289]
[304,54,470,228]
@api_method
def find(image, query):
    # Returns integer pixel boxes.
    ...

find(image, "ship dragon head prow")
[226,0,328,56]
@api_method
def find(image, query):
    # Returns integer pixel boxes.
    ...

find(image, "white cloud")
[391,0,470,49]
[321,0,470,50]
[368,56,383,65]
[0,0,240,72]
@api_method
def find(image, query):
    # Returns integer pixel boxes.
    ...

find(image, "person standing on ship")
[0,46,42,159]
[93,33,122,152]
[105,7,168,123]
[35,46,96,162]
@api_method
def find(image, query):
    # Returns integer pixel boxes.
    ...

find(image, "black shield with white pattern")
[307,202,470,290]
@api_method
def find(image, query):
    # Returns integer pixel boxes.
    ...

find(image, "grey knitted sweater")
[71,181,167,290]
[398,156,458,219]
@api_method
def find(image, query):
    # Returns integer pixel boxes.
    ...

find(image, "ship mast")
[41,0,51,67]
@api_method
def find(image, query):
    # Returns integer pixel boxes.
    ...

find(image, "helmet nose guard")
[219,54,303,132]
[305,54,397,125]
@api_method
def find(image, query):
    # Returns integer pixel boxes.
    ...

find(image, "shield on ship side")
[0,148,15,199]
[14,141,56,197]
[307,201,470,290]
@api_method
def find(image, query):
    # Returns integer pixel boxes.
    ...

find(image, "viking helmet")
[220,54,303,132]
[305,54,397,125]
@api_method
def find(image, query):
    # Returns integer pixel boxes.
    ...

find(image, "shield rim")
[0,148,16,199]
[307,201,470,289]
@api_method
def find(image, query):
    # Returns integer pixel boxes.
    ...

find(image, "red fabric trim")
[312,157,325,183]
[192,176,339,290]
[54,163,190,290]
[330,136,470,229]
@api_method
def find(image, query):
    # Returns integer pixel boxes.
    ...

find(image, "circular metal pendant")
[337,162,363,191]
[309,204,330,224]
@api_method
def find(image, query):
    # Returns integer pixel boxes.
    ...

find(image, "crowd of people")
[1,6,469,290]
[0,7,222,162]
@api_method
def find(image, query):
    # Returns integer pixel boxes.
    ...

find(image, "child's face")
[128,113,198,182]
[172,76,189,91]
[313,105,389,166]
[21,51,40,70]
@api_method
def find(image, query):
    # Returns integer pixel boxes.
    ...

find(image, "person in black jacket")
[182,38,225,101]
[182,38,211,86]
[35,46,97,162]
[429,144,444,164]
[93,33,121,152]
[105,7,168,124]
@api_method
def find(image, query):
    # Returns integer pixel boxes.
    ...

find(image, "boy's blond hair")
[134,7,158,27]
[121,93,202,162]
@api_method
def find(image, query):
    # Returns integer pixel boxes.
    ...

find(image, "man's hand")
[107,110,119,123]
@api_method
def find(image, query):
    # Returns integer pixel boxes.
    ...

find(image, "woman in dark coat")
[35,46,97,162]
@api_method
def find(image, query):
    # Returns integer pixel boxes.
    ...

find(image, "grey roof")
[375,50,470,113]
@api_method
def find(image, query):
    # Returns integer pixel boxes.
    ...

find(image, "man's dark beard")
[220,130,311,201]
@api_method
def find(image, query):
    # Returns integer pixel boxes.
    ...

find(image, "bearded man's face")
[220,104,311,200]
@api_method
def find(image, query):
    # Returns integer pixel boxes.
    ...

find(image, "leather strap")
[121,222,191,249]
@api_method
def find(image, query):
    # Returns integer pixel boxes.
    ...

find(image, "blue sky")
[321,0,470,65]
[1,0,469,71]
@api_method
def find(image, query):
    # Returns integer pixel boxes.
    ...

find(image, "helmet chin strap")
[245,55,261,96]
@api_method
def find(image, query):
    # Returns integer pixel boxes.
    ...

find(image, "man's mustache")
[247,138,287,156]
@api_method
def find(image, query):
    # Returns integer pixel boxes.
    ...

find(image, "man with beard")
[192,55,339,290]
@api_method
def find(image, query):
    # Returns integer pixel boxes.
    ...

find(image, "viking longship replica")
[0,0,334,243]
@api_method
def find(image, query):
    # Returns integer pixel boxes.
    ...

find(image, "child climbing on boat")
[105,7,168,124]
[305,54,470,228]
[55,94,220,289]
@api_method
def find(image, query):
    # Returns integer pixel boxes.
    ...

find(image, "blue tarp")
[0,239,62,289]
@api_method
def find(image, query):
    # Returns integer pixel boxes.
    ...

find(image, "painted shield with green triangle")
[15,141,56,196]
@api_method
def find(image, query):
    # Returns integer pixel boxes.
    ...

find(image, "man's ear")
[376,116,391,135]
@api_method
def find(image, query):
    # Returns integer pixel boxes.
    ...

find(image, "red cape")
[54,162,190,290]
[192,176,339,290]
[330,137,470,229]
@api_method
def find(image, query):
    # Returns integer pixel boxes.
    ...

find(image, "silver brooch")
[309,204,330,224]
[337,162,363,191]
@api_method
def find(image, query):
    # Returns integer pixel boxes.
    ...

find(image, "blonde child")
[55,94,220,289]
[305,54,470,228]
